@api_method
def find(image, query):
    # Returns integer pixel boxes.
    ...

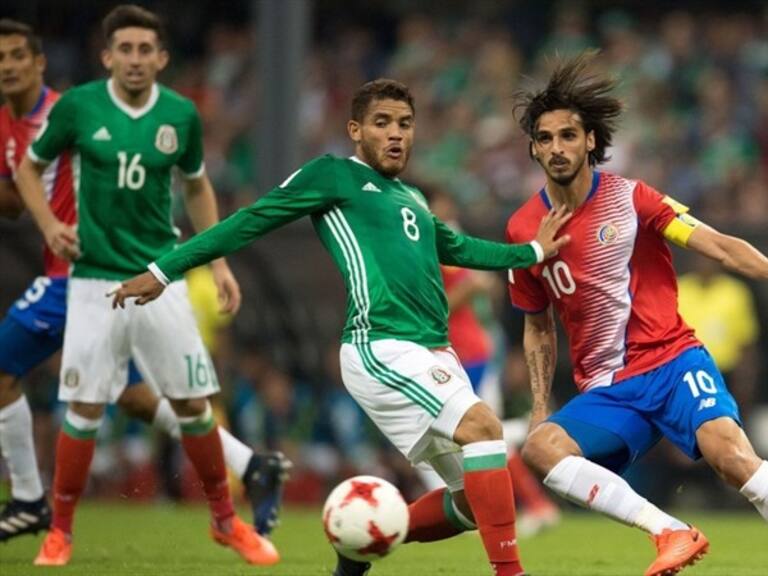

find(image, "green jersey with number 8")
[153,155,539,347]
[29,79,204,280]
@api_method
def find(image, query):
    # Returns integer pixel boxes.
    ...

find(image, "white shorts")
[60,278,218,403]
[340,339,481,491]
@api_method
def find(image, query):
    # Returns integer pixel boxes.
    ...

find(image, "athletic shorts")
[549,346,741,473]
[340,339,482,490]
[59,278,216,403]
[0,276,142,386]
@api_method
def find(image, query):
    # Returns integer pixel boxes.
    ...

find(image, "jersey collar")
[107,79,159,119]
[539,170,601,209]
[27,86,48,118]
[348,155,401,182]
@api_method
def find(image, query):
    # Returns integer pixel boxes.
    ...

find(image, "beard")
[545,154,586,186]
[359,138,406,178]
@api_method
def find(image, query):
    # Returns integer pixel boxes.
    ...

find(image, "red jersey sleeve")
[633,180,678,235]
[506,218,550,313]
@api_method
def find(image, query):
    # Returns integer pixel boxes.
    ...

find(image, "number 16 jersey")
[28,79,204,280]
[506,171,699,393]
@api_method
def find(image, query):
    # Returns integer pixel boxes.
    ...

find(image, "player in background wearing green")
[15,5,278,567]
[113,79,571,576]
[0,18,288,545]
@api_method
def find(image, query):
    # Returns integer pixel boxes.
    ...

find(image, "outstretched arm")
[523,307,557,431]
[686,224,768,280]
[436,206,571,270]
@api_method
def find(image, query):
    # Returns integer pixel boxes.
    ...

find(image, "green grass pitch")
[1,503,765,575]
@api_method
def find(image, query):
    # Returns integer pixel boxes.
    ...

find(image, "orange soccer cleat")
[210,515,280,565]
[644,525,709,576]
[33,528,72,566]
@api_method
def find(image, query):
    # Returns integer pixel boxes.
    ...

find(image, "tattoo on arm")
[525,343,554,413]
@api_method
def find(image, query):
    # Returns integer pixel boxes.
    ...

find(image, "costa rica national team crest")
[597,222,619,245]
[155,124,178,154]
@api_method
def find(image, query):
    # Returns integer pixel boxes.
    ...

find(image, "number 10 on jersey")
[541,261,576,298]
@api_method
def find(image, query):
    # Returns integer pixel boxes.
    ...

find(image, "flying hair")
[514,50,623,166]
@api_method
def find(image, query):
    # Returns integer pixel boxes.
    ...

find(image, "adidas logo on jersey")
[362,182,382,192]
[92,127,112,141]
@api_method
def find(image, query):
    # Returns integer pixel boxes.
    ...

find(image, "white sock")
[152,397,181,439]
[218,426,253,479]
[740,460,768,521]
[544,455,687,534]
[0,396,44,501]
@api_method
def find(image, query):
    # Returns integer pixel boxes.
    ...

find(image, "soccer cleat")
[242,451,292,535]
[644,525,709,576]
[33,528,72,566]
[210,515,280,565]
[333,551,372,576]
[0,497,51,542]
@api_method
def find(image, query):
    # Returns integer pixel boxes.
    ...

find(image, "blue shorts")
[463,360,488,393]
[549,347,741,473]
[1,276,143,385]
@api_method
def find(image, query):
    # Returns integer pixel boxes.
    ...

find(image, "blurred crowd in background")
[2,0,767,511]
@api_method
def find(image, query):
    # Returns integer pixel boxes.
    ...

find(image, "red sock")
[464,467,524,576]
[51,432,96,535]
[405,487,466,543]
[507,451,554,511]
[181,428,235,528]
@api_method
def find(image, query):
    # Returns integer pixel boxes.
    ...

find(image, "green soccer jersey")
[153,155,538,347]
[29,79,204,280]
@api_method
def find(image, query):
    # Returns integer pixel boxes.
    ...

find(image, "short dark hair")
[351,79,415,122]
[102,4,166,47]
[514,51,623,166]
[0,19,42,55]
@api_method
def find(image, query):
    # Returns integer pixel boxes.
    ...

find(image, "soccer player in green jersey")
[113,78,571,576]
[15,4,279,567]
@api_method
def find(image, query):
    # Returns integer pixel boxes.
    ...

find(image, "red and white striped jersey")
[0,87,74,277]
[506,171,700,392]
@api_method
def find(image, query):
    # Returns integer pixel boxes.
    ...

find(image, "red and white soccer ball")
[322,475,409,562]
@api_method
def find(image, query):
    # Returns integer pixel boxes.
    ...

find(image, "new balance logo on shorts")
[698,398,717,411]
[92,127,112,141]
[362,182,382,192]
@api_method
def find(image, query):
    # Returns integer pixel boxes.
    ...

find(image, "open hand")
[109,271,165,309]
[535,205,572,259]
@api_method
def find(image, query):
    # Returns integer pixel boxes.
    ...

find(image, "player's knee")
[698,418,760,487]
[453,402,503,445]
[169,397,208,418]
[0,373,22,407]
[521,423,574,476]
[70,401,106,419]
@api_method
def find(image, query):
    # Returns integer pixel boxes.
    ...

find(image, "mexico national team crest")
[63,368,80,388]
[597,223,619,245]
[429,366,452,385]
[155,124,178,154]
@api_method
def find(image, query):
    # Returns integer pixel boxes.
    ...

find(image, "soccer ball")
[322,475,409,562]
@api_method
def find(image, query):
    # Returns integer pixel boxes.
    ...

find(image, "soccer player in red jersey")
[506,51,768,576]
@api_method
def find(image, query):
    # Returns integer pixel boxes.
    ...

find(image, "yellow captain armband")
[661,195,702,247]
